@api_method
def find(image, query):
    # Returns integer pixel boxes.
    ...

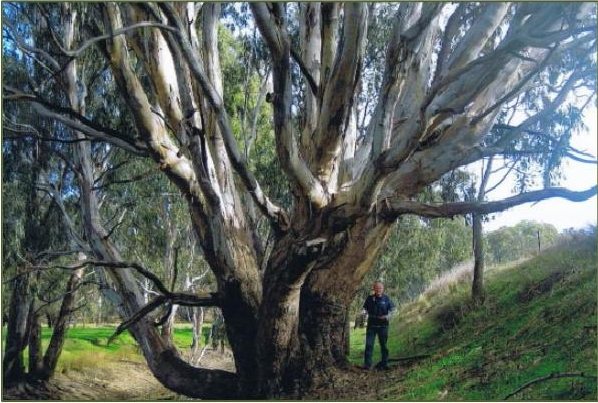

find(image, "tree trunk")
[39,269,83,380]
[189,307,204,364]
[472,213,486,303]
[2,269,32,386]
[472,157,492,302]
[254,217,391,397]
[27,307,43,377]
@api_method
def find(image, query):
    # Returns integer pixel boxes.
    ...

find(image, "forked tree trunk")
[253,217,392,397]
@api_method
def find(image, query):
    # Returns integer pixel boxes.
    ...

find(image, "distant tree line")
[354,218,562,314]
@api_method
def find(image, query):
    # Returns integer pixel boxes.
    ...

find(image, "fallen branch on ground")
[504,372,597,400]
[388,354,431,362]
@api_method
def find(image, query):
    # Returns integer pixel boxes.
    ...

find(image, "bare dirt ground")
[3,348,409,401]
[2,348,235,401]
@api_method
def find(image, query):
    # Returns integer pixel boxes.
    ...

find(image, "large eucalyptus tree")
[3,2,596,398]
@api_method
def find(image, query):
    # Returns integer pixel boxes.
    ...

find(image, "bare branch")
[504,372,597,400]
[107,296,166,344]
[379,185,598,221]
[290,46,318,96]
[24,257,221,343]
[489,123,598,165]
[250,2,329,209]
[3,86,148,155]
[93,169,155,191]
[36,179,89,253]
[2,17,60,71]
[566,148,598,164]
[485,160,520,195]
[158,3,291,232]
[56,21,177,59]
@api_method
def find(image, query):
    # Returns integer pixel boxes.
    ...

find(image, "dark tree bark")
[27,309,43,377]
[39,269,83,380]
[3,271,33,386]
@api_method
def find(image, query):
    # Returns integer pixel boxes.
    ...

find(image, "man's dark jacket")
[362,294,395,327]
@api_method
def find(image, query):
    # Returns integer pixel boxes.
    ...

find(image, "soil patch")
[517,270,565,303]
[305,364,407,400]
[3,348,234,401]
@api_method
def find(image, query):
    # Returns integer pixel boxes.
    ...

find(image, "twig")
[388,354,431,363]
[504,372,597,400]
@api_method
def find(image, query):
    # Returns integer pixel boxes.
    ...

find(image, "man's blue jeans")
[364,325,389,368]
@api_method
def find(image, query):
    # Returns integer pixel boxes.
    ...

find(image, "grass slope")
[349,235,597,400]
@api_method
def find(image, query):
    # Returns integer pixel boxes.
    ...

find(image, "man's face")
[373,283,384,297]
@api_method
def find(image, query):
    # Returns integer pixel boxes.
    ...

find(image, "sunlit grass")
[28,324,212,374]
[349,234,597,400]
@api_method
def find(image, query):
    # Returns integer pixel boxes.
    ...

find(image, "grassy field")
[349,234,597,400]
[25,234,597,400]
[34,323,212,375]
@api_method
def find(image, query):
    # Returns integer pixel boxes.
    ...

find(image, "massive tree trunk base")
[264,359,341,399]
[264,293,352,398]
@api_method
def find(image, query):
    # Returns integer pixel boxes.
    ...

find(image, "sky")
[483,107,597,233]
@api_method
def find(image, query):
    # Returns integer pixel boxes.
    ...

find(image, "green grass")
[348,235,597,400]
[32,324,212,374]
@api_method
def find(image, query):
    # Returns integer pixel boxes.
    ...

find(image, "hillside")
[340,233,597,400]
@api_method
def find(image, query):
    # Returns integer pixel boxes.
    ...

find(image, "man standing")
[361,281,395,370]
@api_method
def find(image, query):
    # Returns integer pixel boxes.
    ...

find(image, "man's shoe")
[375,362,389,371]
[360,365,371,370]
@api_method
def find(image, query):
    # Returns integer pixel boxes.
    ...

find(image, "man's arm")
[361,295,371,316]
[385,296,397,319]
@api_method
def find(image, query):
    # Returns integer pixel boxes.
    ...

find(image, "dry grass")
[422,256,534,300]
[422,259,474,299]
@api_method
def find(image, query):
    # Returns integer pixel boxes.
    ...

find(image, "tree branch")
[250,2,329,209]
[314,3,367,181]
[490,123,598,164]
[158,2,290,232]
[504,372,597,400]
[106,292,219,344]
[57,21,177,59]
[290,46,318,96]
[29,257,221,344]
[3,86,148,155]
[379,186,598,221]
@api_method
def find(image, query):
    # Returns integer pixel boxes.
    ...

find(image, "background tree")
[2,5,88,381]
[486,221,559,264]
[3,2,596,399]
